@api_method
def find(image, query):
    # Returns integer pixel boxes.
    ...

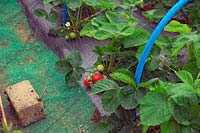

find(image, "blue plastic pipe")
[134,0,190,84]
[62,3,67,25]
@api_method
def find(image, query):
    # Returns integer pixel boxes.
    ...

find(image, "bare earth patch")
[0,71,5,78]
[14,22,36,44]
[0,42,9,48]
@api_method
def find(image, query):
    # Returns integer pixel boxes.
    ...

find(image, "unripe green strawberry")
[93,68,97,72]
[88,76,92,81]
[97,64,104,72]
[64,35,70,40]
[69,32,76,39]
[89,73,94,79]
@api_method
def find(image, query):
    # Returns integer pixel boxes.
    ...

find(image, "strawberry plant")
[85,20,200,132]
[55,51,85,87]
[53,0,200,132]
[0,121,23,133]
[142,0,200,32]
[34,0,132,40]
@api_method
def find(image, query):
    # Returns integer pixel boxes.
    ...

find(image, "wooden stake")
[0,95,7,126]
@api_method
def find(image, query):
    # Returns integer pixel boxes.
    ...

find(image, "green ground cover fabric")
[0,0,95,132]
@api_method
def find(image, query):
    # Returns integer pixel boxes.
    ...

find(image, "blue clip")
[62,3,67,25]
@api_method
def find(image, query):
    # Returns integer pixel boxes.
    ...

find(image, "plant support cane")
[0,95,7,126]
[134,0,190,85]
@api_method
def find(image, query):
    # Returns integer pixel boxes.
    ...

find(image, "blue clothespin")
[62,3,68,25]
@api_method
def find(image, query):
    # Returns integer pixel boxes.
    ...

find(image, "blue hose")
[62,3,67,25]
[134,0,190,84]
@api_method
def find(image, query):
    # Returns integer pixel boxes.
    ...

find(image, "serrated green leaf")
[46,10,59,23]
[110,69,136,86]
[98,23,118,34]
[120,93,137,109]
[119,86,138,109]
[172,105,200,131]
[43,0,54,4]
[54,60,73,74]
[123,0,143,7]
[148,80,172,93]
[84,0,117,9]
[190,106,200,130]
[140,91,173,126]
[105,11,121,24]
[92,46,108,56]
[91,16,108,27]
[146,57,159,71]
[194,79,200,97]
[172,33,199,56]
[80,22,97,37]
[166,83,197,106]
[66,51,82,67]
[175,70,194,86]
[183,59,200,78]
[151,46,161,56]
[94,30,113,40]
[12,130,23,133]
[65,71,81,87]
[76,67,85,74]
[194,45,200,69]
[134,89,146,104]
[102,90,120,112]
[155,35,172,48]
[96,0,117,9]
[138,78,159,88]
[161,119,183,133]
[123,29,149,48]
[172,41,186,56]
[143,9,166,20]
[34,8,48,17]
[119,23,137,36]
[92,118,114,133]
[188,44,196,60]
[63,52,85,87]
[173,106,200,126]
[66,0,82,11]
[136,46,145,60]
[164,20,191,34]
[91,79,119,95]
[120,124,133,133]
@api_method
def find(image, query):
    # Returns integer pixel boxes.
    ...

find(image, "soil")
[0,42,9,48]
[14,22,36,44]
[148,126,161,133]
[91,108,101,123]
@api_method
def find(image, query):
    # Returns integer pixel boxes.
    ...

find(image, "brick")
[5,80,45,126]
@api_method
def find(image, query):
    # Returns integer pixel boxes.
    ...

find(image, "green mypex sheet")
[0,0,95,132]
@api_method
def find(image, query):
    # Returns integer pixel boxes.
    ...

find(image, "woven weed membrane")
[0,0,95,132]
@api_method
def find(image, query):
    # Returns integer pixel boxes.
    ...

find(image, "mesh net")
[0,0,95,132]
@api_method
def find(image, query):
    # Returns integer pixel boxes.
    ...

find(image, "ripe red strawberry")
[92,74,103,83]
[143,5,153,11]
[84,79,91,87]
